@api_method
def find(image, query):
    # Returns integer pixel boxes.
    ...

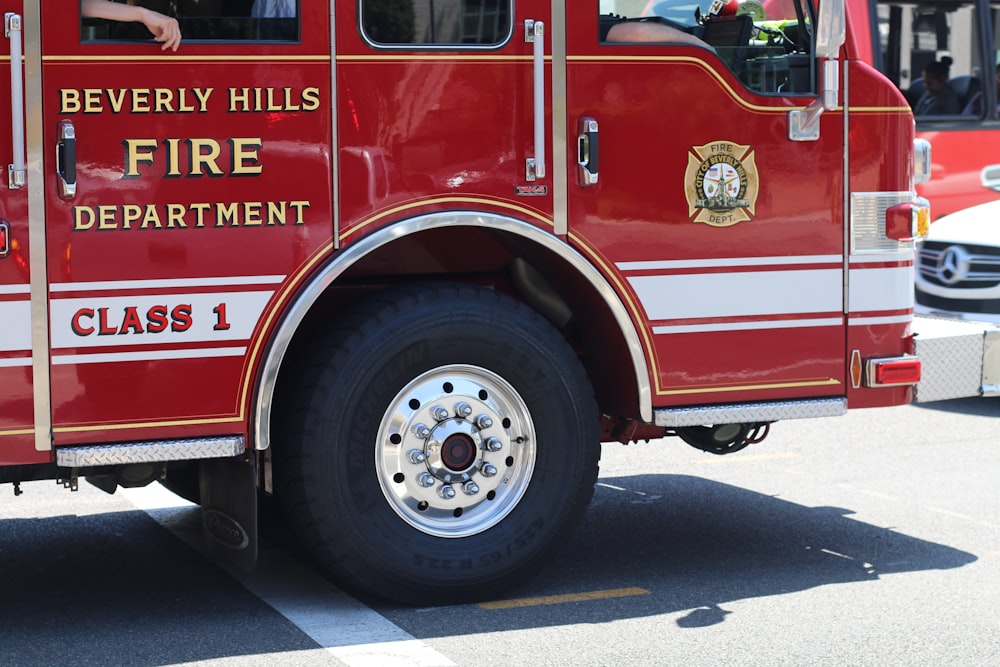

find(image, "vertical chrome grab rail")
[5,12,24,189]
[525,19,545,181]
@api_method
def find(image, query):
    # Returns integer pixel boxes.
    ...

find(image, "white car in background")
[915,199,1000,324]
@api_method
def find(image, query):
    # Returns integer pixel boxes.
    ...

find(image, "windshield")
[600,0,817,95]
[599,0,812,28]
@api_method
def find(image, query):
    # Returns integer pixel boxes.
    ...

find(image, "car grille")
[917,241,1000,289]
[915,290,1000,314]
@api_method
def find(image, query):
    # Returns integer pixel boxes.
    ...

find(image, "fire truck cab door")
[34,4,333,447]
[565,6,848,404]
[0,2,40,464]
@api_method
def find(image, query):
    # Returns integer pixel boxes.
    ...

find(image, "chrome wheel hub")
[376,364,535,538]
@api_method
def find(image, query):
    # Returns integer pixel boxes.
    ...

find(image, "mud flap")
[199,455,258,572]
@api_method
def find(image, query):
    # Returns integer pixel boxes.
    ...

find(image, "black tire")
[273,282,600,604]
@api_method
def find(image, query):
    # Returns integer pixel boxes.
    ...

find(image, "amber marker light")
[885,199,931,242]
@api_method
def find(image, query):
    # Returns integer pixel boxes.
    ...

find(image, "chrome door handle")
[981,164,1000,192]
[577,117,598,186]
[57,119,76,200]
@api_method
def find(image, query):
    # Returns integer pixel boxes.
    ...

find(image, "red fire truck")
[0,0,993,604]
[850,0,1000,218]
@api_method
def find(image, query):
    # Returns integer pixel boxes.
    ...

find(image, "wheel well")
[272,224,641,427]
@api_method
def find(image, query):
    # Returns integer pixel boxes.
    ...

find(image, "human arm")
[939,88,962,115]
[915,89,962,116]
[605,21,713,50]
[80,0,181,51]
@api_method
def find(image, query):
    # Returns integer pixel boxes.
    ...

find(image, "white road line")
[926,506,976,522]
[122,485,455,667]
[834,483,898,501]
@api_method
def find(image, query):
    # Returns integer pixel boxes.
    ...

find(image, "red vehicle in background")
[847,0,1000,217]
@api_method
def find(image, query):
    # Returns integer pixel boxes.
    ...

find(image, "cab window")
[598,0,817,96]
[81,0,299,43]
[360,0,512,47]
[875,0,992,121]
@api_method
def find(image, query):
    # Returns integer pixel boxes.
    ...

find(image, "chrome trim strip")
[24,1,50,452]
[655,397,847,427]
[56,436,245,467]
[842,60,850,314]
[6,12,25,189]
[550,0,567,236]
[254,212,652,450]
[330,0,340,249]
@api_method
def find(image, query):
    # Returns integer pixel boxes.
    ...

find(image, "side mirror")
[788,0,847,141]
[981,164,1000,192]
[815,0,846,60]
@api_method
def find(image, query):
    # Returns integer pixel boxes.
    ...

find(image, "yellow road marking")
[479,587,650,610]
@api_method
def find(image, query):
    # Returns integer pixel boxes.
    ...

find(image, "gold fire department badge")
[684,140,760,227]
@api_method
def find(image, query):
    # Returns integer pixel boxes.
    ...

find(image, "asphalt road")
[1,396,998,666]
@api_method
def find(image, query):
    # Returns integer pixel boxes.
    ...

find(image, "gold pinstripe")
[0,428,35,437]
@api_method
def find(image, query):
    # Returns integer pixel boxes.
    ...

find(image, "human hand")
[140,8,181,52]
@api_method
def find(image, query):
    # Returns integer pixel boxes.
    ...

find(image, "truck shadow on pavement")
[913,395,1000,417]
[375,473,978,635]
[0,502,322,666]
[0,473,978,662]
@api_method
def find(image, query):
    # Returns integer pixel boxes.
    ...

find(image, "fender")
[253,211,653,450]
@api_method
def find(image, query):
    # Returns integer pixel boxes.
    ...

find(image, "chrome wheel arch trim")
[253,212,652,450]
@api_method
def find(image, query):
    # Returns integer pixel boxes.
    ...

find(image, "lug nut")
[438,484,456,500]
[412,423,431,439]
[431,406,449,422]
[485,437,503,453]
[481,462,498,478]
[462,481,480,496]
[455,402,472,418]
[408,449,427,464]
[476,414,493,429]
[418,473,436,488]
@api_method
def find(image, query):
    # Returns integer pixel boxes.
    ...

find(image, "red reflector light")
[867,356,921,387]
[885,201,930,242]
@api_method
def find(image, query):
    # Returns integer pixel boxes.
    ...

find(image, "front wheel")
[274,282,600,604]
